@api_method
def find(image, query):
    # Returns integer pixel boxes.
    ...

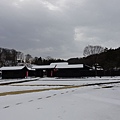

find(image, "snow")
[50,62,68,66]
[0,85,62,93]
[32,65,54,69]
[0,77,120,120]
[19,77,120,86]
[50,62,83,68]
[0,66,35,71]
[0,66,25,70]
[0,77,39,84]
[56,64,83,68]
[32,62,83,69]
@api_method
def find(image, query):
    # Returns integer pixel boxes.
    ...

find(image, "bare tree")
[83,45,105,76]
[83,45,104,57]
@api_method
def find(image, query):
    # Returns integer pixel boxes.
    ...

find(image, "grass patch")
[0,85,78,96]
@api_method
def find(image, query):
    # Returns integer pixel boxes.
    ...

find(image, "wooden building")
[32,62,120,78]
[32,62,92,78]
[32,65,55,77]
[54,64,91,77]
[0,66,35,79]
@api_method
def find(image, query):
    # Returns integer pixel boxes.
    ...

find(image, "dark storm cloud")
[0,0,120,59]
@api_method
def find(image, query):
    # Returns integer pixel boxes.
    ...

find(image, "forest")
[0,47,65,67]
[68,47,120,70]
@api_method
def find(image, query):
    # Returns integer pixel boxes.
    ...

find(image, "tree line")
[0,47,65,67]
[68,45,120,70]
[0,46,120,70]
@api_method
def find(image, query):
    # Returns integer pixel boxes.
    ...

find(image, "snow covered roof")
[32,62,83,69]
[56,64,83,69]
[0,66,26,71]
[50,62,68,66]
[27,67,35,71]
[32,65,54,69]
[51,62,83,69]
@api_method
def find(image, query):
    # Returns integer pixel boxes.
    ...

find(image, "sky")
[0,0,120,60]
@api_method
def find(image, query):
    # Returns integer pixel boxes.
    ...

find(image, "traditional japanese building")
[0,66,35,79]
[32,62,92,78]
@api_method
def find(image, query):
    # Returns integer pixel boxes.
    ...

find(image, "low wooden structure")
[55,64,91,77]
[0,66,35,79]
[32,62,92,78]
[32,65,55,77]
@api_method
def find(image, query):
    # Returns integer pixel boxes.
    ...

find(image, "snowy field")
[0,77,39,84]
[0,77,120,120]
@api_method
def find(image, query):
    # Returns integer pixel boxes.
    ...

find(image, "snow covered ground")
[0,77,120,120]
[0,77,39,84]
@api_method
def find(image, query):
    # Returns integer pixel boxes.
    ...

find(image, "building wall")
[35,69,54,77]
[55,68,85,77]
[34,66,120,78]
[28,70,35,77]
[2,69,26,79]
[35,69,43,77]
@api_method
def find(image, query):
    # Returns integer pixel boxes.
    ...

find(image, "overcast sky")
[0,0,120,59]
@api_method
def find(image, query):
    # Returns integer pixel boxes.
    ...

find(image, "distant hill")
[68,47,120,70]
